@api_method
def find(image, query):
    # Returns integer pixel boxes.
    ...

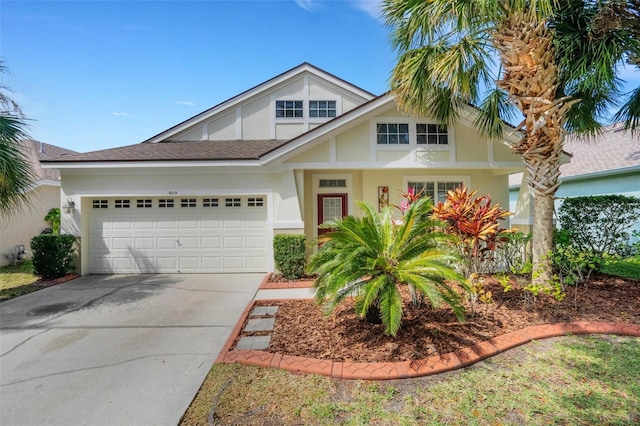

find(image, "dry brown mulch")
[239,274,639,363]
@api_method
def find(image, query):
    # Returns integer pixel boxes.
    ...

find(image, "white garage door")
[89,196,268,273]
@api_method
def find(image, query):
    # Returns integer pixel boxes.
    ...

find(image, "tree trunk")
[531,192,555,285]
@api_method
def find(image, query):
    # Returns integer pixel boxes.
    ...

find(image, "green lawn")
[602,255,640,281]
[181,335,640,425]
[0,260,40,302]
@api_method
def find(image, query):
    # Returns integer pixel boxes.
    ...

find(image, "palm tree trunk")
[494,12,574,287]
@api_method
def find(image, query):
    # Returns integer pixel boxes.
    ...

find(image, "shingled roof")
[21,140,77,180]
[42,140,290,163]
[510,123,640,186]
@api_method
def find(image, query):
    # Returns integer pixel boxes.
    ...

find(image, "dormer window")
[377,123,410,145]
[309,100,336,118]
[275,100,303,118]
[417,124,448,145]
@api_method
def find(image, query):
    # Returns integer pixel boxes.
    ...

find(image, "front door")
[317,193,347,237]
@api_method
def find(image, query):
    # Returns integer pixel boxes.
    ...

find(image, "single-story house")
[510,123,640,234]
[1,140,77,266]
[42,63,525,275]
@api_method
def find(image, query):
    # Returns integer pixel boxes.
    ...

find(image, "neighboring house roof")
[42,140,289,163]
[22,139,78,182]
[509,123,640,187]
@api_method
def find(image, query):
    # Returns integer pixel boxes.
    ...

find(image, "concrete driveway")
[0,273,262,426]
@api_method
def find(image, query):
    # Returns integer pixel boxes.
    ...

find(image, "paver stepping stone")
[244,317,276,332]
[250,306,279,317]
[236,336,271,350]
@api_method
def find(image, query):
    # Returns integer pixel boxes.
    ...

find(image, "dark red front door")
[317,193,347,237]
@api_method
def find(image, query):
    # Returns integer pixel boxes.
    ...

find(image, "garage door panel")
[134,221,154,230]
[202,257,222,269]
[134,237,154,250]
[202,237,221,249]
[112,237,132,250]
[246,235,266,249]
[178,237,198,249]
[223,236,243,249]
[157,220,177,230]
[223,257,244,269]
[157,237,177,249]
[201,220,222,229]
[89,196,269,273]
[246,256,267,269]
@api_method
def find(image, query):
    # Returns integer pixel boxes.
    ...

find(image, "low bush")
[273,234,306,280]
[30,234,76,280]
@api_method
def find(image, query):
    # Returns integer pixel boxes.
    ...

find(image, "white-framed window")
[417,124,448,145]
[92,199,108,209]
[136,199,152,208]
[114,199,130,209]
[247,197,264,207]
[275,100,303,118]
[159,199,174,208]
[203,198,219,207]
[376,123,410,145]
[225,198,241,207]
[309,100,336,118]
[403,176,469,204]
[180,198,196,208]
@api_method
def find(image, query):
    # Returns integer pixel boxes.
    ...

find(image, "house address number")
[169,191,178,195]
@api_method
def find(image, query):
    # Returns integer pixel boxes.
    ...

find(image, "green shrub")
[499,231,532,275]
[557,195,640,256]
[30,234,76,280]
[273,234,306,280]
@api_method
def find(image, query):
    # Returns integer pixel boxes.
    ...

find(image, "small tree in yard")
[307,197,468,337]
[44,208,60,234]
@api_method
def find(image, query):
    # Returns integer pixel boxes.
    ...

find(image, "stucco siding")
[455,125,488,162]
[207,112,236,140]
[286,140,331,163]
[336,123,369,162]
[242,95,271,140]
[1,185,60,266]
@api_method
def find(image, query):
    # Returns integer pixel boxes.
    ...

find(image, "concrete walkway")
[0,273,262,426]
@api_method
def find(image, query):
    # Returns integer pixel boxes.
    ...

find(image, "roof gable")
[143,62,376,144]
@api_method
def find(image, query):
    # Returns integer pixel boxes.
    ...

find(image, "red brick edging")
[217,299,640,380]
[259,273,315,289]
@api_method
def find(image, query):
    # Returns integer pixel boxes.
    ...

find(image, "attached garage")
[88,196,269,273]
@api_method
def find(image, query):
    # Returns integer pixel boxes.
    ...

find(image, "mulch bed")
[238,274,640,363]
[33,273,79,288]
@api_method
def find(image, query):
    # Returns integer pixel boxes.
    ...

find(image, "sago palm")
[382,0,639,286]
[307,197,467,337]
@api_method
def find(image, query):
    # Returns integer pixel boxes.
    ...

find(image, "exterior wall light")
[63,197,75,214]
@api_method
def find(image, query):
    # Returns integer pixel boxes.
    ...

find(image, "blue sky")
[2,1,639,154]
[2,0,393,152]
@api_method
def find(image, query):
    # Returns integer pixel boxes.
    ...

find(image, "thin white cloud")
[294,0,316,12]
[176,100,195,107]
[112,112,135,118]
[351,0,383,21]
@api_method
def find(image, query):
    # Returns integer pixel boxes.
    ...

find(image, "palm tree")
[307,197,467,337]
[0,61,36,214]
[382,0,639,286]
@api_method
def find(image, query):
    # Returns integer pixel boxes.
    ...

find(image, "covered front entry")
[88,196,269,273]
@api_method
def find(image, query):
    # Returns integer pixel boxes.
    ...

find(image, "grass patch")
[0,260,39,302]
[182,335,640,425]
[602,255,640,281]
